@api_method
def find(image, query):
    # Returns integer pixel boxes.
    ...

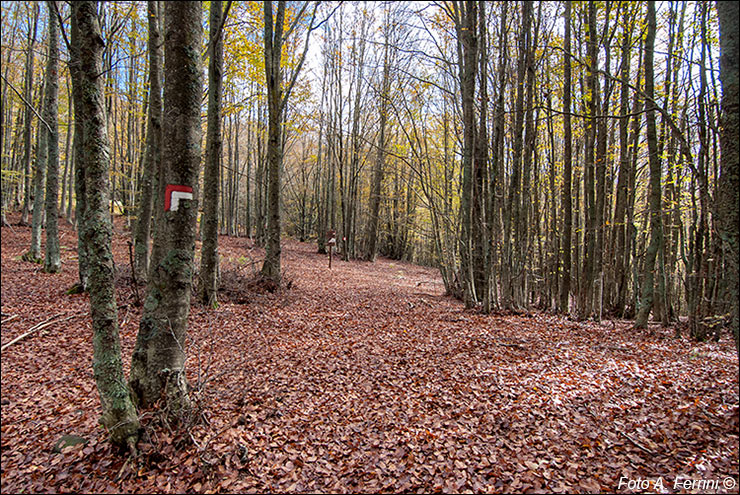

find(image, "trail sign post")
[327,229,336,269]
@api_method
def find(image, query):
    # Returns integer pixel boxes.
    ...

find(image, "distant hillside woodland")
[0,1,737,445]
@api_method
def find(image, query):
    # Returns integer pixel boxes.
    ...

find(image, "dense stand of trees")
[0,1,737,445]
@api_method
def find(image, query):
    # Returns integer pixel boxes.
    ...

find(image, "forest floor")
[1,215,738,494]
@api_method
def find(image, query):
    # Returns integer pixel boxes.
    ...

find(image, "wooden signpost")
[327,229,336,268]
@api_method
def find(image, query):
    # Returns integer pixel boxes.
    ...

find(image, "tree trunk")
[130,1,203,414]
[26,87,48,263]
[60,79,73,224]
[69,11,89,291]
[716,1,739,353]
[72,0,140,448]
[43,0,61,274]
[199,0,223,306]
[612,4,635,317]
[578,1,598,320]
[635,1,663,329]
[503,1,531,310]
[472,0,489,304]
[456,0,478,308]
[260,0,285,285]
[364,12,391,262]
[133,0,163,283]
[486,1,507,312]
[20,5,38,226]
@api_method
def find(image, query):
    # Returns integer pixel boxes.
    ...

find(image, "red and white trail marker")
[164,185,193,212]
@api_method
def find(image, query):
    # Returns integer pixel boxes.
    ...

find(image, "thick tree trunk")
[199,0,223,306]
[716,1,739,354]
[130,1,203,414]
[133,0,163,283]
[43,1,61,274]
[72,0,140,448]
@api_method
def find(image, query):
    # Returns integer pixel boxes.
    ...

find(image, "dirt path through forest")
[1,217,738,493]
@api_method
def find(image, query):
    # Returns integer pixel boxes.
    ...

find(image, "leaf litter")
[1,217,738,493]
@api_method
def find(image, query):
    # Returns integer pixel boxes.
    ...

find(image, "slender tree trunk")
[69,13,89,291]
[579,0,598,320]
[364,16,391,262]
[316,59,328,254]
[472,0,489,304]
[199,0,224,307]
[130,1,203,414]
[455,0,479,308]
[25,80,48,262]
[43,0,61,274]
[71,0,140,448]
[133,0,163,283]
[260,0,285,285]
[635,1,663,329]
[487,1,507,312]
[20,6,38,226]
[61,79,73,223]
[612,4,634,316]
[504,1,531,309]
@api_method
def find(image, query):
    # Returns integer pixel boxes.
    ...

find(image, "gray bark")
[578,1,597,320]
[69,7,89,291]
[130,1,202,414]
[260,0,285,284]
[455,0,478,308]
[716,1,739,353]
[72,0,140,448]
[635,1,663,329]
[26,79,47,263]
[199,0,223,307]
[559,0,572,314]
[43,0,61,274]
[20,5,39,226]
[134,0,162,283]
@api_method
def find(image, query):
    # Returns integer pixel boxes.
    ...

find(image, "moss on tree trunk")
[72,1,139,448]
